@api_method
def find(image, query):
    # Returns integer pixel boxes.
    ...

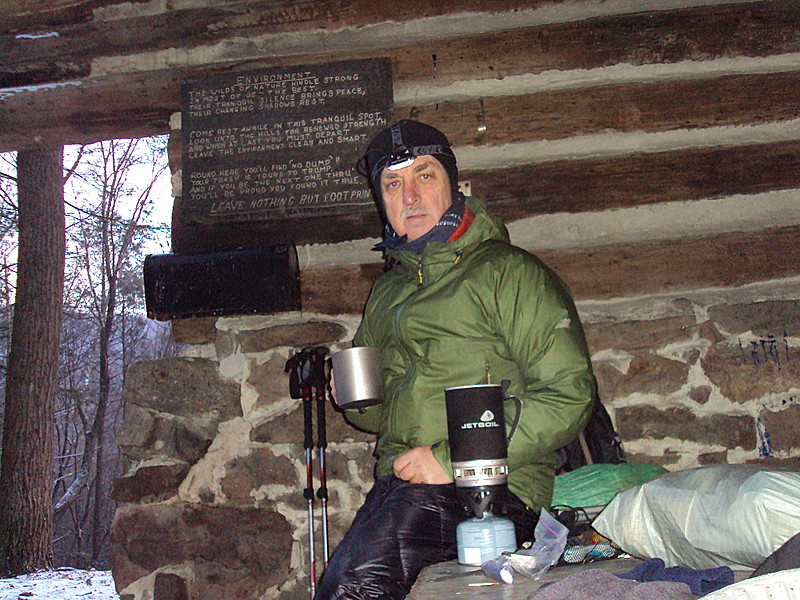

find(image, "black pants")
[314,475,538,600]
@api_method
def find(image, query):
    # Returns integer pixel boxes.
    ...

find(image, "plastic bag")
[506,508,569,580]
[552,462,667,508]
[593,465,800,570]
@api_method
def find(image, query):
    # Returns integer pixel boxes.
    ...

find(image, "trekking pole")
[311,347,330,567]
[302,355,317,598]
[286,349,317,599]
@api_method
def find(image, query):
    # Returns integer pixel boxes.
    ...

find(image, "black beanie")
[360,120,459,201]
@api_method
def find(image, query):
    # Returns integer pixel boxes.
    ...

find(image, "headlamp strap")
[413,144,451,158]
[390,123,404,150]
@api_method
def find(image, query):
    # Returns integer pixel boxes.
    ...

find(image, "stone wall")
[587,298,800,471]
[111,314,375,600]
[111,295,799,599]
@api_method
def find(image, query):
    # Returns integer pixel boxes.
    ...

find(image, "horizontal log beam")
[300,225,800,313]
[543,225,800,300]
[7,1,781,84]
[3,1,800,150]
[1,0,556,35]
[7,65,800,154]
[2,0,106,32]
[300,264,383,316]
[397,71,800,148]
[1,0,577,86]
[0,70,178,152]
[391,0,800,91]
[467,140,800,221]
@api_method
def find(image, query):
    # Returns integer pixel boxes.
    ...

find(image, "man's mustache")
[402,207,427,219]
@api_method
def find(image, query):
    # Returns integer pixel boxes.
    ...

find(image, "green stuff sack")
[551,463,668,509]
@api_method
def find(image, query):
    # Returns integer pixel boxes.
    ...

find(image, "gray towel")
[528,569,697,600]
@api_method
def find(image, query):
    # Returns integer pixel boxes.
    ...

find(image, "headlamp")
[386,146,416,171]
[386,123,416,171]
[359,120,458,197]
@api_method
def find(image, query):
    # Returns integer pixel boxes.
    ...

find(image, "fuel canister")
[456,513,517,566]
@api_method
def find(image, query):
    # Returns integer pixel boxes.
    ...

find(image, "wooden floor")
[407,557,644,600]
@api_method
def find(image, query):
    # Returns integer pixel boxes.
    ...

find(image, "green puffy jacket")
[347,197,594,511]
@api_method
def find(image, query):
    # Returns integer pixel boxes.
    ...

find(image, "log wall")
[2,2,799,598]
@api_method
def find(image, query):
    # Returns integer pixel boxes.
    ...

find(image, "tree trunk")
[90,288,113,561]
[0,147,65,575]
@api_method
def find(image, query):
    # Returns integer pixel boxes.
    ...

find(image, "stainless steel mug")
[330,347,383,409]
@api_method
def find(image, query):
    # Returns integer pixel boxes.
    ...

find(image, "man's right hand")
[393,446,453,485]
[328,371,337,401]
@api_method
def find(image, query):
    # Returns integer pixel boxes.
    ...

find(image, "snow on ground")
[0,568,119,600]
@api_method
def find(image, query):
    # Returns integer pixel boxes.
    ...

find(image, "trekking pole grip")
[303,388,314,451]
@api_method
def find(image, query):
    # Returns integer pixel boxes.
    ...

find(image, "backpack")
[555,382,625,474]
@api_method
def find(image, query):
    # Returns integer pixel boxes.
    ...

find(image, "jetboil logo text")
[460,410,500,429]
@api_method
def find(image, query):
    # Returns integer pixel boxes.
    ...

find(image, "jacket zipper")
[390,295,412,440]
[417,251,462,287]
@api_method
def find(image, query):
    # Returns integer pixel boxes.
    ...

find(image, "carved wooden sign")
[181,58,392,223]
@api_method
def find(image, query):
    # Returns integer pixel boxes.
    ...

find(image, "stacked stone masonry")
[111,299,799,599]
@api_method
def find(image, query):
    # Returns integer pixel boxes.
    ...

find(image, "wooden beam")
[3,1,800,150]
[397,71,800,147]
[300,225,800,313]
[1,1,107,32]
[0,0,567,85]
[542,225,800,300]
[5,64,800,153]
[7,1,797,88]
[300,264,383,316]
[465,140,800,221]
[391,0,800,90]
[1,0,557,34]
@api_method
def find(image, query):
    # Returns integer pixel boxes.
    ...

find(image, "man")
[315,120,594,599]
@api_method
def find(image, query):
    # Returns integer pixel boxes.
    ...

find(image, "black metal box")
[144,245,300,320]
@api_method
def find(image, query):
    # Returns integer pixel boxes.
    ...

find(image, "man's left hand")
[393,445,453,484]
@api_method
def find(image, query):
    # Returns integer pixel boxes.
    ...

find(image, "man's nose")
[402,178,419,204]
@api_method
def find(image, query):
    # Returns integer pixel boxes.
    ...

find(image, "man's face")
[379,155,453,241]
